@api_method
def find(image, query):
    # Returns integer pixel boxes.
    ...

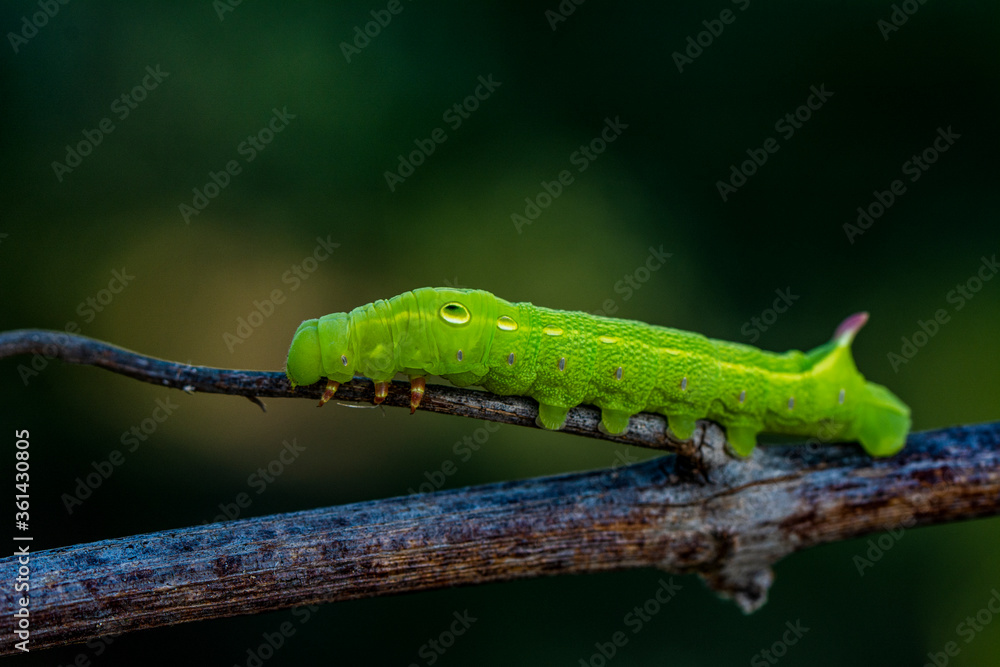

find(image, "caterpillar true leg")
[317,380,339,407]
[373,380,390,404]
[409,376,426,413]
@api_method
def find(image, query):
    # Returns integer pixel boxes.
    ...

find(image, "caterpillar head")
[285,288,499,387]
[285,313,352,387]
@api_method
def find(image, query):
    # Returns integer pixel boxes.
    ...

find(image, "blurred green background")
[2,1,999,664]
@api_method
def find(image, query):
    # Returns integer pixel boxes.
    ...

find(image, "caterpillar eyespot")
[285,287,911,458]
[440,302,471,325]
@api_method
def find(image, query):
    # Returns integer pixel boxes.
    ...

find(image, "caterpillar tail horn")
[830,312,911,456]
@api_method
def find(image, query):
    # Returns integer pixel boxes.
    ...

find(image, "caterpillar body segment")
[286,287,911,457]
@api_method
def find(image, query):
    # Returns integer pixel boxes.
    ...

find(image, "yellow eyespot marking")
[497,316,518,331]
[599,335,618,344]
[440,302,471,325]
[543,326,564,336]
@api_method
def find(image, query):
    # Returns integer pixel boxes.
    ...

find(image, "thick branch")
[0,329,684,453]
[1,421,998,655]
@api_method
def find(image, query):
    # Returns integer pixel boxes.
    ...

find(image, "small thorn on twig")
[246,395,267,412]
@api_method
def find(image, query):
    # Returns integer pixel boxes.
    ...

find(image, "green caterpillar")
[285,287,911,457]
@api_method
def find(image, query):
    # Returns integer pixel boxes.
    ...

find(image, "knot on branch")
[700,566,775,614]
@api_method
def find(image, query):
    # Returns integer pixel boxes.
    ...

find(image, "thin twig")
[0,329,686,453]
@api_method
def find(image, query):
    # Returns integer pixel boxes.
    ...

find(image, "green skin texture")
[286,287,911,457]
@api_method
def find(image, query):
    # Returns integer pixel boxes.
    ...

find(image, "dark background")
[2,1,999,665]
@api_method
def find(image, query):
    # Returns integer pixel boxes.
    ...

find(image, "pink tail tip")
[833,312,869,346]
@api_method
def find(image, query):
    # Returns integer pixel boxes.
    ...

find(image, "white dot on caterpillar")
[615,366,623,380]
[680,377,688,390]
[788,396,795,410]
[558,357,566,371]
[456,349,463,361]
[839,388,846,404]
[739,390,746,403]
[507,352,515,366]
[341,355,348,366]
